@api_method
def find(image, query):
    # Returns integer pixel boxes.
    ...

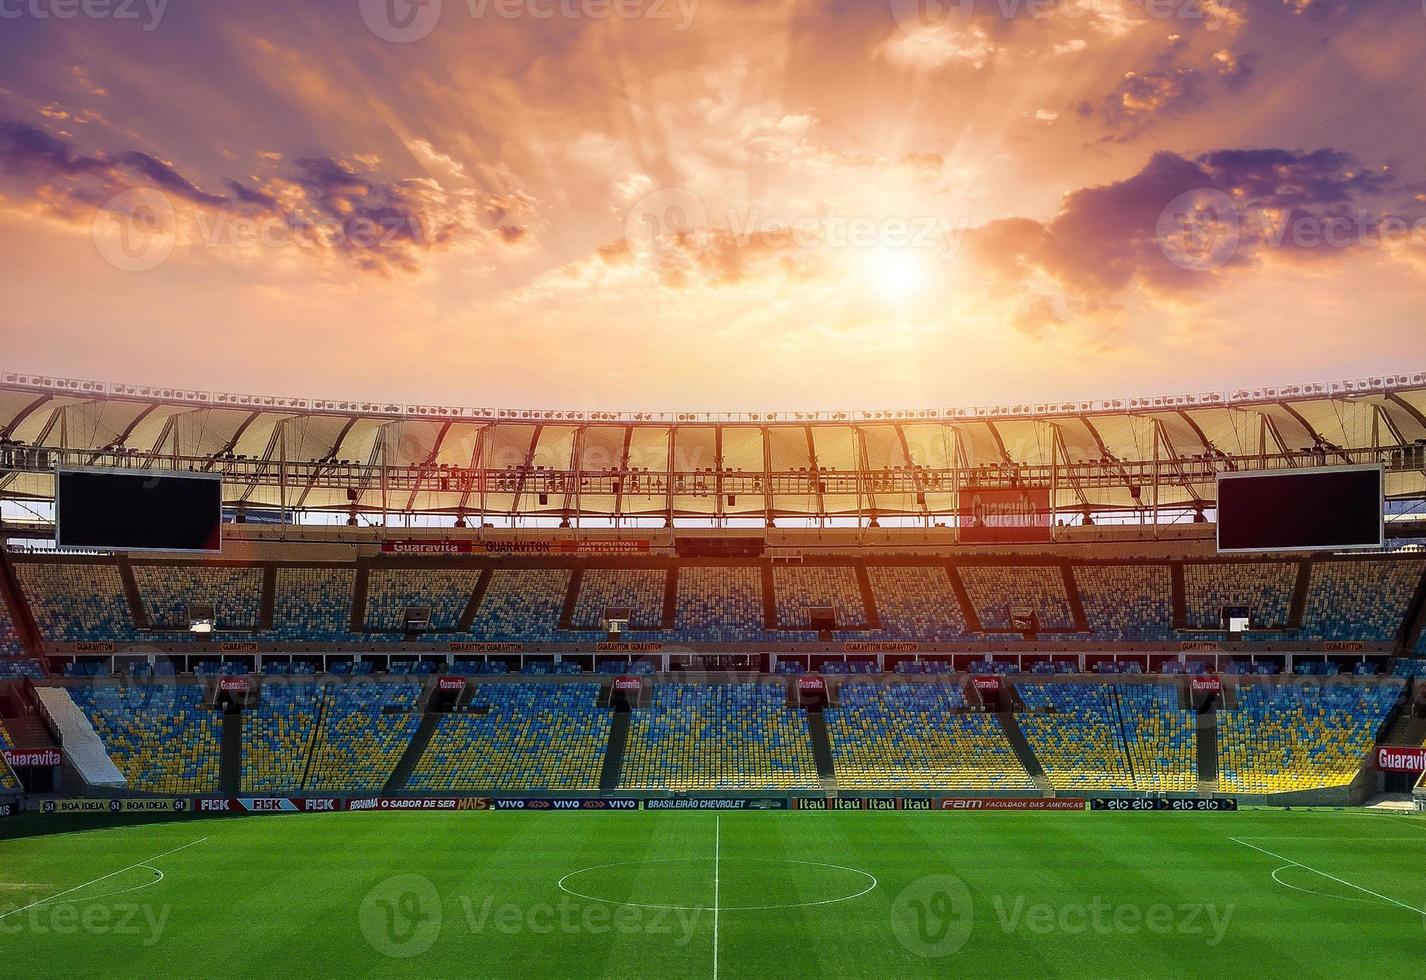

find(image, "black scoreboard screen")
[1216,465,1383,553]
[57,469,223,553]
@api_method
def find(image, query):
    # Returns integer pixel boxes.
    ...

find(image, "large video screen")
[1217,465,1383,553]
[57,469,223,553]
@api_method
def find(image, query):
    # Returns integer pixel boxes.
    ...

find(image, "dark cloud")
[965,147,1400,300]
[0,120,511,274]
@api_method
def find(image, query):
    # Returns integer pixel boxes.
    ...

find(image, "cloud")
[0,119,529,274]
[965,146,1400,300]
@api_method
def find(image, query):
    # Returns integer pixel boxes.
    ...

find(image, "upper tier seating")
[1074,564,1174,641]
[15,561,139,642]
[675,566,769,642]
[272,567,357,641]
[571,568,666,630]
[825,681,1034,791]
[1218,680,1403,793]
[621,683,819,791]
[0,593,24,657]
[867,566,968,640]
[1184,562,1295,630]
[773,566,865,628]
[959,565,1074,629]
[133,564,263,631]
[68,683,220,793]
[409,682,609,791]
[470,568,570,642]
[365,567,478,633]
[1301,561,1426,641]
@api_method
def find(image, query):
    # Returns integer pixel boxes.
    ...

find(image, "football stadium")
[1,372,1425,976]
[5,2,1426,977]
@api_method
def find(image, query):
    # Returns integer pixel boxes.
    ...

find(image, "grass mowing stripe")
[0,837,206,921]
[713,815,720,980]
[1229,836,1426,915]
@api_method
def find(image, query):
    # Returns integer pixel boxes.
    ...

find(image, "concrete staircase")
[220,710,243,795]
[805,710,838,794]
[997,712,1052,797]
[383,710,443,794]
[599,710,631,791]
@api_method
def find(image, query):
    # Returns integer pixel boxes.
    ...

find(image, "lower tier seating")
[409,683,609,791]
[826,682,1034,790]
[621,683,819,791]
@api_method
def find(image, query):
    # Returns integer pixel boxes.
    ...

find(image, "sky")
[0,0,1424,412]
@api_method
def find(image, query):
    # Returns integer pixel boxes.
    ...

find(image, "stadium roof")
[1,370,1424,520]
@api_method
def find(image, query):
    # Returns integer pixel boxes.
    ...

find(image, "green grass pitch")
[1,809,1423,978]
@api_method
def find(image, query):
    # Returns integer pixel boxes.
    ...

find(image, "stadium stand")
[621,683,819,791]
[469,568,570,642]
[1218,680,1403,793]
[571,568,665,629]
[1114,684,1197,792]
[824,681,1034,790]
[959,565,1074,629]
[303,680,423,791]
[242,681,323,793]
[14,560,139,642]
[1300,560,1426,641]
[1184,562,1295,630]
[675,566,769,642]
[773,566,865,627]
[0,591,24,658]
[1074,564,1174,641]
[272,567,357,641]
[67,683,221,794]
[1017,682,1140,791]
[364,567,478,633]
[133,564,262,631]
[0,721,17,791]
[409,682,609,791]
[866,566,968,640]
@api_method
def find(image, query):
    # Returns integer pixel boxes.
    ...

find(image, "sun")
[870,248,926,298]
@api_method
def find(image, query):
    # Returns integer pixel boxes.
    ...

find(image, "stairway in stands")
[220,710,243,795]
[599,710,631,791]
[383,710,443,794]
[997,712,1054,797]
[804,710,838,796]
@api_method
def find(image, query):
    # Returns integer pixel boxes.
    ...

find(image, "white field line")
[713,815,720,980]
[1229,836,1426,915]
[0,837,206,921]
